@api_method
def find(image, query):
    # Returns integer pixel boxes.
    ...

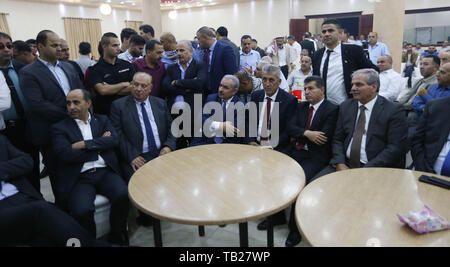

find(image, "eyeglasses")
[0,43,13,50]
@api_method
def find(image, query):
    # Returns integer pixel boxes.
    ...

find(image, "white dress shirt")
[257,90,279,142]
[320,43,348,105]
[379,68,404,101]
[346,96,378,164]
[135,98,161,153]
[0,72,11,130]
[75,114,107,173]
[290,41,302,64]
[434,133,450,175]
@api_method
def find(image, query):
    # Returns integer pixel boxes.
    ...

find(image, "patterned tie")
[322,50,333,92]
[296,106,314,150]
[140,102,159,157]
[260,97,272,146]
[349,105,367,168]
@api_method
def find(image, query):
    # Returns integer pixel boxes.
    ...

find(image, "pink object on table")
[397,205,450,234]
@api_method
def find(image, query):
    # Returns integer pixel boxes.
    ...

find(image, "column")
[373,0,406,73]
[141,0,162,39]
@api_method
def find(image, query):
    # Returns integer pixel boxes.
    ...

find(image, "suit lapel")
[148,96,163,138]
[69,119,85,141]
[366,97,383,146]
[341,45,349,80]
[310,100,325,129]
[36,60,63,91]
[89,115,100,138]
[347,100,359,144]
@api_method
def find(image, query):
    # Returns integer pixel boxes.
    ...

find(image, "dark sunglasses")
[0,43,13,50]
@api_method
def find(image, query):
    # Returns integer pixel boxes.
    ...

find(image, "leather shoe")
[257,217,287,231]
[285,231,302,247]
[136,215,153,227]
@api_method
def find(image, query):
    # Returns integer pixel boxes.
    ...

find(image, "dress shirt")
[206,40,218,72]
[0,72,11,130]
[210,97,233,134]
[287,68,312,92]
[413,84,450,116]
[379,68,404,101]
[290,41,302,64]
[0,181,19,201]
[75,55,96,74]
[368,42,390,65]
[239,49,261,73]
[38,58,71,96]
[2,61,28,121]
[134,97,161,153]
[434,133,450,175]
[173,58,194,110]
[320,43,348,105]
[277,47,287,67]
[346,96,378,164]
[75,114,107,173]
[118,50,142,63]
[257,89,280,142]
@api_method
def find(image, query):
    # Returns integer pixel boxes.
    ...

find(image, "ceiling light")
[168,10,177,20]
[100,3,112,15]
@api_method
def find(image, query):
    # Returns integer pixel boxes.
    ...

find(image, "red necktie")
[205,49,211,69]
[261,97,272,143]
[296,106,314,150]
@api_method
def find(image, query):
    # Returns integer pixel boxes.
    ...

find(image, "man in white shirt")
[287,36,302,71]
[0,71,11,130]
[287,55,312,99]
[377,55,404,101]
[266,38,291,79]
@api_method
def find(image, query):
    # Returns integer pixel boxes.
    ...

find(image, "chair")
[94,194,111,238]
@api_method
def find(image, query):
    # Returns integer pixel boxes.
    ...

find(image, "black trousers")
[280,65,289,80]
[0,193,107,247]
[2,120,40,191]
[67,168,129,238]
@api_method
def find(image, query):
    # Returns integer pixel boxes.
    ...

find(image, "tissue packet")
[397,205,450,234]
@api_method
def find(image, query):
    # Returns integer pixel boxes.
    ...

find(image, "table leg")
[153,218,162,247]
[198,226,205,236]
[267,216,274,247]
[239,222,248,247]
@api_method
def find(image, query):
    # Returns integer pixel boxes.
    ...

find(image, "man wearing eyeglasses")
[311,19,377,106]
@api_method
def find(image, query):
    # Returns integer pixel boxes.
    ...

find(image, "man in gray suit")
[19,30,84,202]
[313,68,408,180]
[110,72,176,181]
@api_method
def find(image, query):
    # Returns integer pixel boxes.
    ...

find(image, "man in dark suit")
[299,32,316,57]
[285,75,338,246]
[248,64,297,231]
[19,30,84,200]
[411,96,450,176]
[314,68,408,180]
[311,19,378,106]
[162,40,207,148]
[196,26,238,94]
[0,135,109,247]
[51,89,129,245]
[216,26,240,69]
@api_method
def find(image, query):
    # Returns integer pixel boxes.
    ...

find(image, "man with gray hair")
[313,68,408,180]
[377,55,404,101]
[162,40,207,148]
[196,26,237,94]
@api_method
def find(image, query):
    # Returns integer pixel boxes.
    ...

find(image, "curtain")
[63,17,102,61]
[0,13,10,35]
[125,20,143,33]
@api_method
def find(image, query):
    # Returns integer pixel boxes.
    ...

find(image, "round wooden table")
[295,168,450,247]
[129,144,305,247]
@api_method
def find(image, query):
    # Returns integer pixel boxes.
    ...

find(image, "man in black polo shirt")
[88,32,135,115]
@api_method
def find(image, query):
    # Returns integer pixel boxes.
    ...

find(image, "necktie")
[322,50,333,92]
[349,105,367,168]
[441,150,450,177]
[296,106,314,151]
[205,49,211,71]
[1,68,25,118]
[260,97,272,145]
[140,102,159,157]
[214,100,227,144]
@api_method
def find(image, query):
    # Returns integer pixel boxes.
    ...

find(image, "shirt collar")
[240,49,254,56]
[358,95,378,112]
[6,60,14,70]
[325,43,341,54]
[265,89,279,101]
[38,57,61,67]
[134,97,150,106]
[75,113,91,125]
[310,98,325,110]
[209,40,217,52]
[177,58,193,69]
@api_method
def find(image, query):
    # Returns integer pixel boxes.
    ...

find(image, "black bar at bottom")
[239,222,248,247]
[267,216,274,247]
[153,219,162,247]
[198,226,205,236]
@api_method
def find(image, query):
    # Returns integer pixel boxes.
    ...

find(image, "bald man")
[438,51,450,66]
[377,55,404,101]
[160,32,178,69]
[368,32,390,65]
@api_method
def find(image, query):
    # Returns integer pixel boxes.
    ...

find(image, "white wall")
[404,11,450,29]
[1,0,142,41]
[161,0,290,47]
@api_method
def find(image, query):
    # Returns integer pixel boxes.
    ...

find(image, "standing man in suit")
[216,26,240,69]
[312,19,378,106]
[0,32,40,191]
[285,75,338,246]
[162,40,207,148]
[20,30,84,200]
[314,68,408,180]
[248,64,297,231]
[412,96,450,176]
[300,32,316,57]
[110,72,176,227]
[51,89,129,245]
[196,26,238,95]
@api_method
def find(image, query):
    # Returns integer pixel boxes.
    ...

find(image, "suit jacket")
[0,136,42,200]
[249,89,297,154]
[202,41,238,94]
[287,99,339,166]
[402,52,419,67]
[300,39,316,56]
[51,114,121,199]
[218,38,240,69]
[19,59,84,146]
[109,95,177,165]
[200,93,248,145]
[330,96,408,168]
[411,96,450,173]
[312,44,378,98]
